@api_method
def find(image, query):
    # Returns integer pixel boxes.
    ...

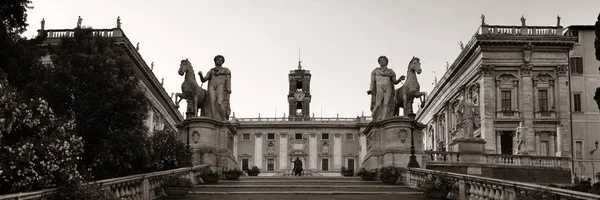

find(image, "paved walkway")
[160,194,429,200]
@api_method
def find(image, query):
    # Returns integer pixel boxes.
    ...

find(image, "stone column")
[254,133,263,169]
[444,103,451,150]
[496,131,502,154]
[550,131,557,155]
[556,65,571,157]
[535,132,540,155]
[521,64,535,155]
[359,130,367,165]
[433,117,438,151]
[334,133,342,170]
[480,65,496,153]
[309,133,317,170]
[279,133,288,170]
[233,134,238,162]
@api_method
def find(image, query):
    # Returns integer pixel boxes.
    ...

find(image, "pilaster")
[480,64,496,153]
[279,133,288,170]
[359,133,367,165]
[254,133,263,169]
[535,132,540,155]
[556,65,571,157]
[333,133,342,170]
[521,64,535,154]
[309,133,317,170]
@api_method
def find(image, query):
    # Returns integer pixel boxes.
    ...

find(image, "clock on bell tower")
[288,60,311,120]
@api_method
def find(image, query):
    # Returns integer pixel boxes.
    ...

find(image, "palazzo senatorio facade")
[229,64,372,175]
[417,19,577,158]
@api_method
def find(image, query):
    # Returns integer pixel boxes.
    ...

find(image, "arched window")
[495,73,519,117]
[533,73,555,117]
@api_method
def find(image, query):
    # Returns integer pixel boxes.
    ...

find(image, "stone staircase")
[161,176,429,200]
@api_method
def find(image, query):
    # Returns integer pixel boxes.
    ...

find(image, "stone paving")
[160,176,432,200]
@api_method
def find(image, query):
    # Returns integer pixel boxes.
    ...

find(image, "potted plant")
[197,166,221,184]
[514,187,558,200]
[379,165,402,185]
[356,168,378,181]
[341,166,354,177]
[162,174,193,197]
[247,166,260,176]
[417,172,457,199]
[224,167,244,180]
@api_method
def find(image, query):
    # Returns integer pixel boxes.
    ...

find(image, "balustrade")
[425,151,570,168]
[41,29,122,39]
[0,164,207,200]
[234,117,372,123]
[400,167,600,200]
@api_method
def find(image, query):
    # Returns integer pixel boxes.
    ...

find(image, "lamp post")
[590,141,599,183]
[407,113,420,168]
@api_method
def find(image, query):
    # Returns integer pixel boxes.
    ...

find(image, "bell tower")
[288,58,311,120]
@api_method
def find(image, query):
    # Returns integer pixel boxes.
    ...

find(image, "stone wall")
[426,164,571,184]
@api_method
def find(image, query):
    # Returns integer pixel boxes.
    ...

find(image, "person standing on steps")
[293,157,303,176]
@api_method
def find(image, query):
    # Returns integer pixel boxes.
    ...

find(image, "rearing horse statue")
[175,59,207,117]
[394,57,427,116]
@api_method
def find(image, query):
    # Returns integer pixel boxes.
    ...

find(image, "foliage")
[356,168,377,177]
[341,166,353,172]
[249,166,261,173]
[53,180,119,200]
[40,29,153,180]
[595,13,600,61]
[514,187,558,200]
[0,0,32,38]
[198,166,221,179]
[417,172,458,193]
[151,129,191,171]
[225,168,244,176]
[379,165,402,178]
[0,72,84,194]
[162,174,192,188]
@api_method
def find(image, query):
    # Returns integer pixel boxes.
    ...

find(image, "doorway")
[500,131,513,155]
[321,158,329,171]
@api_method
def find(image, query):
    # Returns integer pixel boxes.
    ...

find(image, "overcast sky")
[23,0,599,118]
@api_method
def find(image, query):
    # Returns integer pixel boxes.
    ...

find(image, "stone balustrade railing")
[402,167,600,200]
[233,116,372,123]
[481,25,562,36]
[0,164,208,200]
[40,29,123,38]
[425,151,571,169]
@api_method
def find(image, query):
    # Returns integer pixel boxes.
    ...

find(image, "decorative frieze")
[556,65,568,77]
[521,64,533,77]
[479,65,495,77]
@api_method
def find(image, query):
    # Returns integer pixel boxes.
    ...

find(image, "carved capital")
[334,133,341,138]
[521,64,533,77]
[479,65,494,77]
[280,132,287,137]
[557,65,568,76]
[255,132,262,137]
[309,132,316,137]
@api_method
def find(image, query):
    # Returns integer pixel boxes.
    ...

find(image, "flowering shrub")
[151,129,191,171]
[0,73,84,194]
[53,180,119,200]
[417,172,458,193]
[162,174,192,188]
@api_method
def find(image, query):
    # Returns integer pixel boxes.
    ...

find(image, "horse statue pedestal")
[177,117,238,169]
[361,116,426,169]
[449,137,486,153]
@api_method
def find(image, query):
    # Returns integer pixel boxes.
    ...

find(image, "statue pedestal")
[361,116,426,170]
[185,99,195,119]
[177,117,238,169]
[449,137,486,153]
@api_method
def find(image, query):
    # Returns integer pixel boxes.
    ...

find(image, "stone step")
[160,193,429,200]
[193,187,412,192]
[215,180,384,185]
[239,176,361,180]
[195,184,407,188]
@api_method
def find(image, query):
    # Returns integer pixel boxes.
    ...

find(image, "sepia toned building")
[564,25,600,180]
[417,17,577,158]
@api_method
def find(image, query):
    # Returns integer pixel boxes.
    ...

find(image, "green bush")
[162,175,192,188]
[151,129,191,171]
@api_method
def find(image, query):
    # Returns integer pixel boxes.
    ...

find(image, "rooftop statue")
[394,57,426,116]
[175,59,207,117]
[198,55,232,121]
[367,56,404,121]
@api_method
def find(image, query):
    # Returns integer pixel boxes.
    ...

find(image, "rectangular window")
[538,90,548,111]
[574,94,582,112]
[322,133,329,140]
[267,159,274,171]
[267,133,275,140]
[346,133,354,140]
[576,141,583,159]
[295,133,303,140]
[570,57,583,74]
[347,159,355,171]
[501,91,512,111]
[242,159,249,171]
[242,133,250,140]
[322,159,329,171]
[540,141,549,156]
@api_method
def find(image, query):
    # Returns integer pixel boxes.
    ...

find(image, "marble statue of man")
[198,55,232,121]
[367,56,404,121]
[456,96,478,138]
[515,122,527,154]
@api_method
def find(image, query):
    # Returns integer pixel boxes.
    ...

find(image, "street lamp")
[407,113,420,168]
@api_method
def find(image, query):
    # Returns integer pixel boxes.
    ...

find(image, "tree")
[42,29,154,180]
[0,71,84,194]
[596,12,600,61]
[151,129,192,171]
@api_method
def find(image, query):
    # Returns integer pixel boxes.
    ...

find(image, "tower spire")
[298,47,302,70]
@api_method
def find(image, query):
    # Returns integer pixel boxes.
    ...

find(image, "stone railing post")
[141,176,150,200]
[458,179,467,200]
[189,169,197,185]
[520,156,532,166]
